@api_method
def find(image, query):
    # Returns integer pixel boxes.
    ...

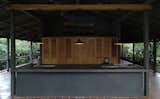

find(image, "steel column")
[153,39,157,73]
[133,43,135,61]
[10,10,16,96]
[7,37,10,71]
[121,43,124,58]
[30,41,33,64]
[144,11,150,96]
[40,44,42,65]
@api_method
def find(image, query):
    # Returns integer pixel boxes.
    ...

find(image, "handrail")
[0,59,7,61]
[0,55,38,70]
[16,55,29,59]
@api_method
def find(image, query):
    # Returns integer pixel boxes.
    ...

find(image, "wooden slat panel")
[96,38,102,58]
[104,37,109,57]
[66,39,71,58]
[101,37,105,64]
[48,39,52,64]
[72,38,79,64]
[112,38,116,57]
[108,37,112,57]
[96,38,102,64]
[51,38,56,64]
[42,37,119,64]
[42,38,49,64]
[66,38,72,64]
[57,37,66,64]
[87,38,93,64]
[78,38,86,64]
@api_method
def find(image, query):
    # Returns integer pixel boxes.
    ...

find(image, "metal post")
[30,41,33,64]
[7,38,10,71]
[10,10,16,96]
[40,44,42,65]
[153,39,157,73]
[133,43,135,61]
[120,43,124,64]
[144,11,150,97]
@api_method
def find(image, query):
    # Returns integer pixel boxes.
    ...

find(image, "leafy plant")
[0,38,40,69]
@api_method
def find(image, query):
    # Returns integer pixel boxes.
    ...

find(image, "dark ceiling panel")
[0,0,158,42]
[42,14,64,36]
[0,7,41,41]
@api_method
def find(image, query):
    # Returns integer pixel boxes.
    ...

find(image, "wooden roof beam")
[8,4,152,11]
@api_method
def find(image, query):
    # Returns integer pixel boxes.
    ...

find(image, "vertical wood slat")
[48,39,52,64]
[88,38,95,64]
[104,38,109,57]
[42,37,119,64]
[66,38,72,64]
[51,39,56,64]
[42,38,49,64]
[66,39,71,58]
[96,38,102,58]
[112,38,119,64]
[96,38,102,64]
[57,37,66,64]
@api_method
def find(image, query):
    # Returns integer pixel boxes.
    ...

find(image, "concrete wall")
[16,72,144,97]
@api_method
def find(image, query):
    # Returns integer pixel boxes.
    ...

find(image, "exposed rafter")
[8,4,152,11]
[0,21,40,31]
[21,11,41,24]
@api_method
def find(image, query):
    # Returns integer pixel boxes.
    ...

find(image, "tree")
[0,38,40,67]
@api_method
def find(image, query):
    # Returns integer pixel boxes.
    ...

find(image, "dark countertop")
[14,64,146,72]
[32,64,144,69]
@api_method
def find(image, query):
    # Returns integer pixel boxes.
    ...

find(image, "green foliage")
[123,43,133,59]
[16,39,30,56]
[0,38,7,59]
[156,41,160,57]
[122,42,154,65]
[0,38,40,67]
[134,43,144,59]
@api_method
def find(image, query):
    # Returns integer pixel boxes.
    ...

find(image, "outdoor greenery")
[122,42,160,72]
[0,38,7,59]
[122,43,145,64]
[1,37,160,72]
[0,38,40,70]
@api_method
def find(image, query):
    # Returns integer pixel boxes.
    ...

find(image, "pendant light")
[114,42,123,46]
[36,39,43,45]
[75,38,84,45]
[73,12,84,45]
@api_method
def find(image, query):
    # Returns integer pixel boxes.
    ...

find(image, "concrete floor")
[150,72,160,99]
[0,71,10,99]
[0,70,160,99]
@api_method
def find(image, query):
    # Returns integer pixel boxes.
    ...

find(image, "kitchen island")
[14,64,146,97]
